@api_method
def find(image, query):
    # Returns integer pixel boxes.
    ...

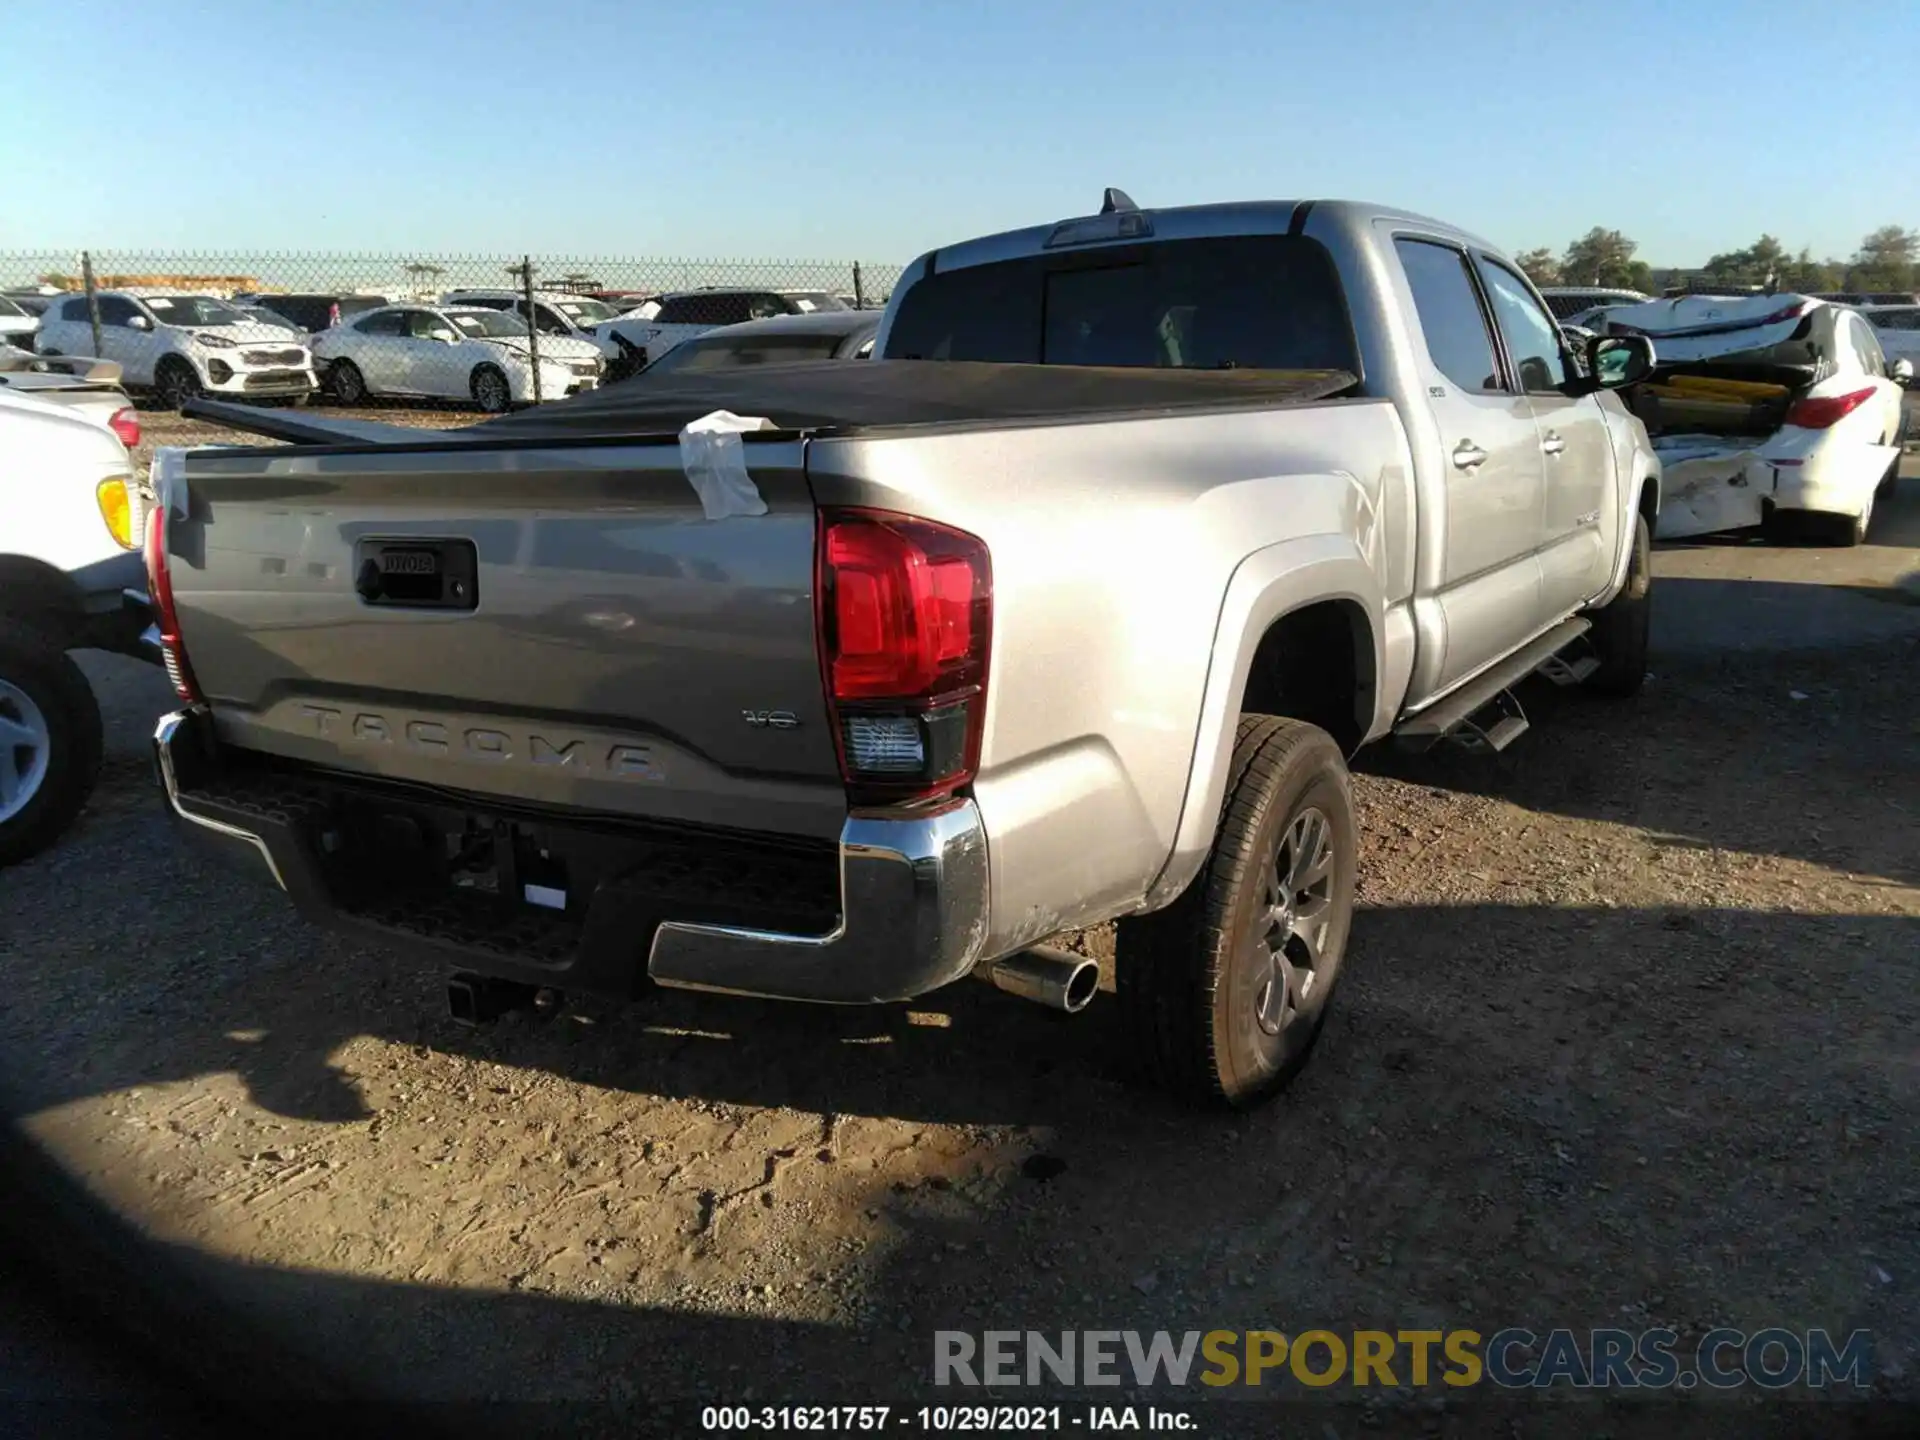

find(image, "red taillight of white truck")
[816,507,992,806]
[108,406,140,450]
[143,499,203,703]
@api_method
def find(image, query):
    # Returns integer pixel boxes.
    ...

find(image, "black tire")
[471,365,511,413]
[154,357,201,411]
[1115,716,1358,1109]
[0,620,104,868]
[1813,507,1869,548]
[1583,511,1652,697]
[327,359,367,406]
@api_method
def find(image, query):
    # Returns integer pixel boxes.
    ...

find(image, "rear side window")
[354,310,405,336]
[262,298,323,329]
[1396,239,1502,392]
[886,235,1360,373]
[59,297,90,322]
[1846,315,1885,376]
[654,294,761,326]
[652,332,846,375]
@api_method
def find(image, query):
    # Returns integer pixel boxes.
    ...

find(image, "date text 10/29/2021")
[701,1408,1190,1432]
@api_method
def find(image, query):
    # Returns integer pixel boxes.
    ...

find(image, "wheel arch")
[0,556,87,646]
[1140,536,1384,912]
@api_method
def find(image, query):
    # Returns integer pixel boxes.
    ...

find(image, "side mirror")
[1892,358,1914,387]
[1567,333,1654,395]
[430,329,458,344]
[127,315,152,331]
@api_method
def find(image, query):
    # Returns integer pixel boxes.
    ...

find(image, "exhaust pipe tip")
[979,944,1102,1014]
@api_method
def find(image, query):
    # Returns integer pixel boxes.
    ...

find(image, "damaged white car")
[1597,294,1912,545]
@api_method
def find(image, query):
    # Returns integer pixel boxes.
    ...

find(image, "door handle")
[1541,433,1567,457]
[1452,441,1488,470]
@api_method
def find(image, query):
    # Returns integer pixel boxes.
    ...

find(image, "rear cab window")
[883,234,1362,375]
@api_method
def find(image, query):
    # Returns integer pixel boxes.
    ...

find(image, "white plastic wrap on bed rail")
[678,410,774,520]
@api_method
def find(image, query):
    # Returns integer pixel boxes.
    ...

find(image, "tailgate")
[171,437,847,841]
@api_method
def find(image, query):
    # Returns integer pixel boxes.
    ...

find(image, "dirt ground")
[0,422,1916,1436]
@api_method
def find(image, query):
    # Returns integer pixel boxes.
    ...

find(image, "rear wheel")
[154,357,201,410]
[471,364,511,413]
[1115,716,1358,1109]
[327,359,367,405]
[1815,502,1871,548]
[1584,511,1652,697]
[0,621,104,868]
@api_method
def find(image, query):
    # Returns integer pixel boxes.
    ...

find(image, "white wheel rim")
[0,679,52,823]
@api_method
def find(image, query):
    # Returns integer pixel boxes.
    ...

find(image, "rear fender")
[1140,535,1384,911]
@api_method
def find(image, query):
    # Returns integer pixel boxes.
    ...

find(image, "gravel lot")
[1,411,1916,1436]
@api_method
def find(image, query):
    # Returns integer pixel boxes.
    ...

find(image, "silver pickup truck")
[152,192,1660,1109]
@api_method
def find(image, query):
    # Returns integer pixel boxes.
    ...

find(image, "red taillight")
[143,501,202,703]
[1786,387,1877,430]
[107,405,140,450]
[328,303,341,327]
[816,507,991,805]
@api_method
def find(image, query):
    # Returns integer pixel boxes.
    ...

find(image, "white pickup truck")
[151,192,1660,1108]
[0,379,157,864]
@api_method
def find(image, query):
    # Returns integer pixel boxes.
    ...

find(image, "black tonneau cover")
[184,360,1359,448]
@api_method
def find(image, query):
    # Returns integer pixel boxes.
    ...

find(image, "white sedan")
[309,304,605,411]
[1601,294,1911,545]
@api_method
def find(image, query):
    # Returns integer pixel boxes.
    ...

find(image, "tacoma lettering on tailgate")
[296,705,662,780]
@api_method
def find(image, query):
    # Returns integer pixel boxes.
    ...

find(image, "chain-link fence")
[0,250,905,413]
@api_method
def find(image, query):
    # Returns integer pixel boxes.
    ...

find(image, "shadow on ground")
[4,900,1915,1438]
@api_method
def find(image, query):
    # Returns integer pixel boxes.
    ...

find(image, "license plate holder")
[353,537,478,610]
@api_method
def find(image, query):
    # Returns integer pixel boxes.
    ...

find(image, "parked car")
[1813,291,1920,307]
[1861,304,1920,372]
[1560,302,1641,333]
[231,302,308,336]
[600,287,855,377]
[309,303,604,411]
[1596,293,1910,544]
[630,309,881,379]
[0,347,140,448]
[0,295,40,350]
[1536,285,1651,320]
[154,191,1658,1110]
[237,293,390,334]
[34,290,316,409]
[2,290,60,319]
[589,290,658,316]
[438,290,625,361]
[0,388,159,864]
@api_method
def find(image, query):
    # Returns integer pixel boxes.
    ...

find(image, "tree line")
[1515,225,1920,295]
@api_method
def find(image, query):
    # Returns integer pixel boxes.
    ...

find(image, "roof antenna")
[1100,187,1138,214]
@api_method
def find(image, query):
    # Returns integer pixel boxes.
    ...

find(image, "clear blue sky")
[3,0,1914,266]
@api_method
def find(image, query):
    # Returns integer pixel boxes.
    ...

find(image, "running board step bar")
[1445,691,1529,754]
[1394,617,1592,746]
[1536,648,1601,687]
